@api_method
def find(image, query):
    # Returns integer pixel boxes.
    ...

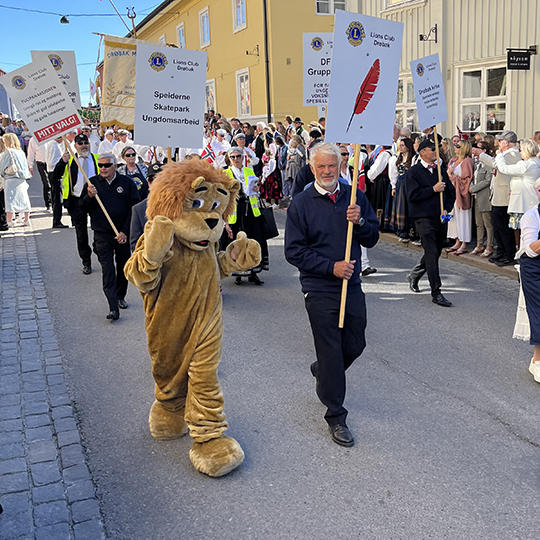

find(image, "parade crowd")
[0,108,539,442]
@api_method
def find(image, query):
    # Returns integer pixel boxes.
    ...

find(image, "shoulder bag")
[258,198,279,240]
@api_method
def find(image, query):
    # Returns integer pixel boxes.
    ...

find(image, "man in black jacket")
[81,153,139,321]
[406,139,456,307]
[285,142,379,447]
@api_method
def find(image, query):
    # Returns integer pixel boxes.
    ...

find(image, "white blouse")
[516,205,540,258]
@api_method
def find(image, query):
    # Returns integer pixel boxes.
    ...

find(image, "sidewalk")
[0,223,105,539]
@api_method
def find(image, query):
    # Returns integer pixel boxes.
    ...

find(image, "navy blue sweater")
[285,182,379,293]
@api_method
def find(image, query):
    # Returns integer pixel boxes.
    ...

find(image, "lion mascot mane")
[125,159,261,477]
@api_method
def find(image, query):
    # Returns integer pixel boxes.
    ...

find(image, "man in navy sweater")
[285,143,379,447]
[406,138,456,306]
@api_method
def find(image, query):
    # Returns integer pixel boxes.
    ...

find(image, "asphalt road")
[26,178,539,539]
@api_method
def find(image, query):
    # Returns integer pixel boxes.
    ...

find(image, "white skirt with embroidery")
[513,267,530,341]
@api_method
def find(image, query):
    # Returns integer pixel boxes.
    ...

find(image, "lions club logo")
[346,21,365,47]
[11,75,26,90]
[149,52,168,72]
[116,186,124,194]
[48,54,63,71]
[416,63,425,77]
[311,37,324,51]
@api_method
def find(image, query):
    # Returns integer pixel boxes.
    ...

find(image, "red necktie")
[328,192,337,203]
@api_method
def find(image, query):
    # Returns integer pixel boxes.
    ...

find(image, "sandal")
[445,246,459,253]
[471,246,484,255]
[480,249,493,258]
[454,248,469,255]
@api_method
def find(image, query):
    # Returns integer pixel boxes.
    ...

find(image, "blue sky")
[0,1,161,106]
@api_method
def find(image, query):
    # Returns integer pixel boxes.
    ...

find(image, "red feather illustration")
[346,58,380,132]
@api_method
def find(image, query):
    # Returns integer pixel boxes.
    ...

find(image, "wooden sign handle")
[432,125,444,220]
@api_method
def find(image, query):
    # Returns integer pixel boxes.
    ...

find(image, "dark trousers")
[66,199,92,266]
[49,172,63,226]
[36,161,51,209]
[93,231,130,311]
[491,205,516,260]
[411,218,447,297]
[0,190,7,227]
[304,287,367,426]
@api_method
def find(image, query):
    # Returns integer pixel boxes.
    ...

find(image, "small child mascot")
[124,159,261,477]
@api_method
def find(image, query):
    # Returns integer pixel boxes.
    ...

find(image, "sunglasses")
[341,152,349,156]
[76,142,90,146]
[98,163,114,168]
[230,155,242,159]
[124,153,136,157]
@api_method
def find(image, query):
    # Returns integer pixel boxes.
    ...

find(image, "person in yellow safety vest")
[223,147,268,285]
[51,133,99,275]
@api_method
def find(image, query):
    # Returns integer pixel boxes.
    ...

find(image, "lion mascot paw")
[124,160,261,477]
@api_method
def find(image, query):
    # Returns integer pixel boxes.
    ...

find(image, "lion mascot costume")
[124,159,261,477]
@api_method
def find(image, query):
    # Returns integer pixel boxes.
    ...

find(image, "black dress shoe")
[408,274,420,293]
[488,255,503,264]
[432,293,452,307]
[82,265,92,275]
[118,299,128,309]
[52,223,68,229]
[310,361,318,378]
[106,310,120,321]
[248,273,264,285]
[234,276,243,285]
[329,424,354,447]
[361,266,377,276]
[495,258,514,267]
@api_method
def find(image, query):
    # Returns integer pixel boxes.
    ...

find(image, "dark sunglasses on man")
[124,152,136,158]
[98,162,114,169]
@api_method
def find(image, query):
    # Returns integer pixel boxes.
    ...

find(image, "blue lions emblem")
[311,37,324,51]
[117,186,124,194]
[48,54,63,71]
[149,52,168,72]
[11,75,26,90]
[416,63,425,77]
[346,21,365,47]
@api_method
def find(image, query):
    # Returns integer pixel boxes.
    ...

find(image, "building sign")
[0,59,82,143]
[134,42,207,149]
[303,33,333,107]
[410,53,448,131]
[507,49,531,70]
[325,10,403,146]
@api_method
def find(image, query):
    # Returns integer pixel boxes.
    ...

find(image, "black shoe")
[329,424,354,447]
[118,299,128,309]
[52,223,68,229]
[82,265,92,275]
[0,224,9,232]
[361,266,377,277]
[495,258,515,267]
[432,293,452,307]
[106,310,120,321]
[408,274,420,293]
[488,255,503,264]
[310,361,318,378]
[248,274,264,285]
[234,276,243,285]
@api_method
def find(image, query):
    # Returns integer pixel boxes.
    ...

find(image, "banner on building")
[0,60,83,143]
[101,34,138,129]
[30,50,81,109]
[410,53,447,131]
[134,43,207,149]
[303,33,333,108]
[324,10,403,146]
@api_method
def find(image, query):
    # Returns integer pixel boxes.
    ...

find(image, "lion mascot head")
[146,159,240,251]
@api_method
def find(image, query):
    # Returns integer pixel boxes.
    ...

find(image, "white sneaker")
[528,359,540,383]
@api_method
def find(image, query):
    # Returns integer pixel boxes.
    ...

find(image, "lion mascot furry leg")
[124,161,260,477]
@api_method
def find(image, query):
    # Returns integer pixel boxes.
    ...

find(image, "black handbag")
[258,200,279,240]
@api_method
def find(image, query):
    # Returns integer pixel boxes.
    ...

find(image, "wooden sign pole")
[432,125,444,219]
[62,135,120,236]
[338,143,361,328]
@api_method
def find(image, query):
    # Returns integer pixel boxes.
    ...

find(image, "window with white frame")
[395,78,418,133]
[205,79,216,113]
[236,68,251,117]
[316,0,346,14]
[459,65,507,135]
[233,0,246,32]
[177,23,185,48]
[199,7,210,48]
[159,35,166,45]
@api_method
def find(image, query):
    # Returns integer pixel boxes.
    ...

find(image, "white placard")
[0,60,83,143]
[325,10,403,146]
[410,53,447,131]
[134,43,207,149]
[31,50,81,109]
[303,33,333,107]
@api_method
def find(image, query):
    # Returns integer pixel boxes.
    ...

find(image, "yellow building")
[132,0,356,124]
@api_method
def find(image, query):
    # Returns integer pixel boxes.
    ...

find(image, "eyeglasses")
[340,152,349,156]
[98,163,114,168]
[124,153,136,157]
[230,155,242,159]
[76,142,90,146]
